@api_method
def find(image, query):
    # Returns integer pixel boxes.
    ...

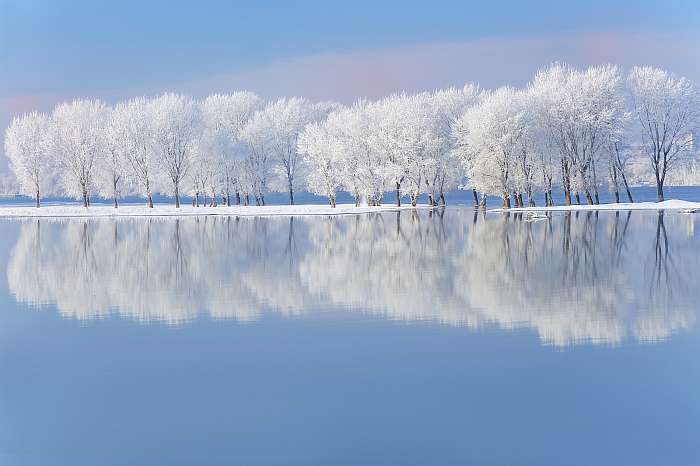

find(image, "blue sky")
[1,0,699,167]
[3,0,700,97]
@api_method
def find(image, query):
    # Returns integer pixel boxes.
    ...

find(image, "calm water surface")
[0,209,698,466]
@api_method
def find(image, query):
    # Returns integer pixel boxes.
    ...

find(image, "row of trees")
[452,64,699,208]
[4,63,699,208]
[4,93,336,207]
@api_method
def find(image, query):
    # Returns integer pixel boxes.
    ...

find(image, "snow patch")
[492,199,700,213]
[0,203,427,218]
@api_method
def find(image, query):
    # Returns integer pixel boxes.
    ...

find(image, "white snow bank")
[492,199,700,213]
[0,203,426,218]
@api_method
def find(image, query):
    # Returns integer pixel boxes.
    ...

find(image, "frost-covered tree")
[361,87,481,208]
[243,97,328,205]
[426,84,482,206]
[339,101,387,206]
[188,138,222,207]
[366,94,416,206]
[298,118,344,207]
[399,93,440,206]
[188,141,209,207]
[605,139,635,203]
[201,92,261,206]
[50,99,109,207]
[4,111,53,207]
[149,93,201,207]
[528,64,571,204]
[576,65,627,205]
[453,87,526,208]
[529,63,626,205]
[112,98,157,207]
[98,106,129,207]
[603,109,635,203]
[628,66,699,201]
[240,111,273,206]
[512,92,542,207]
[527,86,559,207]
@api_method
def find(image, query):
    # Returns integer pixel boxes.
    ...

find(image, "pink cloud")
[179,31,700,102]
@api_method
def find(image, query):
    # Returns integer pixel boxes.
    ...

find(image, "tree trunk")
[585,191,593,205]
[428,194,434,206]
[564,190,571,206]
[395,182,401,207]
[148,194,154,208]
[575,193,581,205]
[113,178,119,208]
[82,190,88,208]
[36,189,40,208]
[479,193,487,210]
[235,192,241,205]
[288,182,294,205]
[440,192,446,206]
[175,184,180,208]
[620,173,633,203]
[657,181,664,202]
[614,189,620,203]
[502,193,510,209]
[472,188,478,207]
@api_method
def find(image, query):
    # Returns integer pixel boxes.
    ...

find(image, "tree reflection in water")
[6,209,697,347]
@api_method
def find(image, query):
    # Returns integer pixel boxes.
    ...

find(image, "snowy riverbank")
[492,199,700,213]
[0,203,427,218]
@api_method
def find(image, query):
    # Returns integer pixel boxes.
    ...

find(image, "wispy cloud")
[180,31,700,102]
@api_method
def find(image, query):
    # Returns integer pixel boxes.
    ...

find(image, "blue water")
[0,207,698,465]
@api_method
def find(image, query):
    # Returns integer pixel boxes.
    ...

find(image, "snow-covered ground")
[0,203,426,218]
[3,199,698,218]
[493,199,700,213]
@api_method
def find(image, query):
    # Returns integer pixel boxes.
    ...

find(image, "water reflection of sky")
[0,210,698,466]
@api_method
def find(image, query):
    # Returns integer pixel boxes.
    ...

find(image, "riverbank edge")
[490,199,700,213]
[0,203,432,218]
